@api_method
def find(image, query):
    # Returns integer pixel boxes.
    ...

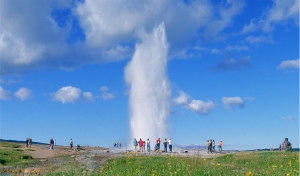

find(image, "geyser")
[125,23,171,145]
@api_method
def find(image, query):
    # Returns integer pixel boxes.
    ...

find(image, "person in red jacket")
[138,138,144,151]
[155,138,161,152]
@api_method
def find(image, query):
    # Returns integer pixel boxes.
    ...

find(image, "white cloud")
[0,86,11,100]
[53,86,81,103]
[14,87,32,101]
[188,100,217,115]
[100,86,115,100]
[222,96,245,109]
[174,90,217,115]
[83,92,94,102]
[0,30,44,66]
[173,91,189,105]
[277,58,299,70]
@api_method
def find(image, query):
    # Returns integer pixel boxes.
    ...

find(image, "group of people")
[113,142,122,148]
[133,138,173,153]
[206,139,222,153]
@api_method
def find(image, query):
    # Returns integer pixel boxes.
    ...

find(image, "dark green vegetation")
[0,142,35,165]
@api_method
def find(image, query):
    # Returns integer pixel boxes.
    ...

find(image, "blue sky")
[0,0,299,150]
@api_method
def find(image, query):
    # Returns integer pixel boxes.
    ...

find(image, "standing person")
[26,138,29,147]
[133,138,138,151]
[163,138,168,152]
[208,139,213,153]
[156,138,161,152]
[206,140,210,153]
[212,140,215,152]
[218,141,223,152]
[146,138,151,152]
[138,138,144,151]
[70,138,73,149]
[50,138,54,150]
[168,139,172,153]
[29,138,32,148]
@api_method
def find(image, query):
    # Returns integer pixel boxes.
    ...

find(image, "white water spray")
[125,23,171,145]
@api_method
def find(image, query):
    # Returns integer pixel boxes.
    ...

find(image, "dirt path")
[24,144,79,159]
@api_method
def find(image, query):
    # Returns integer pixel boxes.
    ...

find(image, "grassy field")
[1,141,299,175]
[0,142,36,166]
[101,151,299,176]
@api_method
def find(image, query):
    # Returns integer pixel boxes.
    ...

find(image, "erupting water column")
[125,23,171,146]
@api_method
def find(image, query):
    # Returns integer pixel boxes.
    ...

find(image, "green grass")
[101,152,299,176]
[0,142,35,166]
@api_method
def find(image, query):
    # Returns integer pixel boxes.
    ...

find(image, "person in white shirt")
[168,139,172,152]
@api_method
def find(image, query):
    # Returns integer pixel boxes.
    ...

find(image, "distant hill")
[0,139,48,145]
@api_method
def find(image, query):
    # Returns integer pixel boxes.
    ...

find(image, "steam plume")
[125,23,171,145]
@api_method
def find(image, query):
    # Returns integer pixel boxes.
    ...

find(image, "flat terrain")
[0,141,225,174]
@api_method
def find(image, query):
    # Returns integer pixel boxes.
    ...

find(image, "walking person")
[168,138,172,153]
[218,141,223,152]
[70,138,73,149]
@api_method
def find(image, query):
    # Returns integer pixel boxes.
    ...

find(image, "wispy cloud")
[281,115,295,121]
[245,35,272,44]
[174,91,217,115]
[83,92,94,102]
[100,86,115,100]
[14,87,32,101]
[225,45,248,51]
[53,86,82,103]
[277,58,299,70]
[222,96,245,109]
[0,86,11,100]
[241,0,299,34]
